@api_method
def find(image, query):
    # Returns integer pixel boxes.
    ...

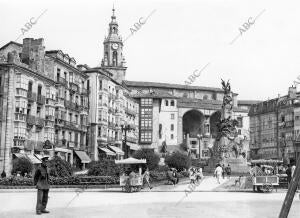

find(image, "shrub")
[12,157,33,176]
[133,149,160,170]
[150,170,167,181]
[179,142,188,152]
[165,151,191,171]
[48,156,73,177]
[0,175,119,186]
[88,159,121,176]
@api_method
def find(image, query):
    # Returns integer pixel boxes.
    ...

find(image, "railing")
[37,95,45,105]
[125,108,137,116]
[26,115,36,125]
[36,117,44,127]
[27,92,37,102]
[69,82,79,92]
[57,77,67,86]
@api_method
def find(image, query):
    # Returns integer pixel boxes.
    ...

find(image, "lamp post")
[197,134,203,159]
[121,124,134,158]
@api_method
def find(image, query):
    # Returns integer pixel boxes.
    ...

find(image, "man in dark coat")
[34,156,50,215]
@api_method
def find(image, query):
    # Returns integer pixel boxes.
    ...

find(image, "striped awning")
[127,142,140,151]
[26,154,42,164]
[74,150,91,163]
[109,146,124,155]
[99,147,116,156]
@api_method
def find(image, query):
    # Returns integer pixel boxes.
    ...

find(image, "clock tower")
[101,8,127,83]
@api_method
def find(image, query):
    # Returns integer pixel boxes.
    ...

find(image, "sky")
[1,0,300,101]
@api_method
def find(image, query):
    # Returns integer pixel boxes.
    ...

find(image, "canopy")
[74,150,91,163]
[127,142,140,151]
[99,147,116,156]
[26,154,42,164]
[115,157,146,165]
[109,146,125,155]
[251,159,283,164]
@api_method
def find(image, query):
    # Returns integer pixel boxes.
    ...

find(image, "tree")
[132,149,160,170]
[12,157,33,176]
[48,156,73,177]
[165,151,191,171]
[88,159,121,176]
[179,142,188,152]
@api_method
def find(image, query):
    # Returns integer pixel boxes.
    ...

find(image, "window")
[171,124,174,131]
[296,116,300,120]
[171,114,175,120]
[98,126,101,137]
[165,100,169,106]
[75,115,78,124]
[113,51,118,66]
[99,80,102,90]
[237,117,243,128]
[170,100,175,106]
[140,131,152,143]
[171,134,174,139]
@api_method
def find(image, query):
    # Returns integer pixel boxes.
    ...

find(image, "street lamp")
[121,124,134,158]
[197,134,203,159]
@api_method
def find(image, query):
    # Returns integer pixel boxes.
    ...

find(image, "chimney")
[288,86,297,99]
[21,38,45,73]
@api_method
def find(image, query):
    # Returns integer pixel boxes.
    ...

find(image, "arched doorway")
[183,110,205,138]
[210,111,221,139]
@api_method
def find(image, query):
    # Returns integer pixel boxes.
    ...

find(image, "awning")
[99,147,116,156]
[109,146,124,155]
[26,154,42,164]
[13,153,26,158]
[74,150,91,163]
[127,142,140,151]
[115,157,146,164]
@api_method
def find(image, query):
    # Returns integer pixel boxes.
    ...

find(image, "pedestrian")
[222,164,225,179]
[33,156,50,215]
[173,169,179,184]
[143,168,153,190]
[286,164,292,187]
[226,164,231,179]
[167,168,177,186]
[291,163,296,178]
[189,168,196,184]
[214,164,223,184]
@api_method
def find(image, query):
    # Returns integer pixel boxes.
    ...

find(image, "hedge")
[0,176,119,186]
[165,152,191,171]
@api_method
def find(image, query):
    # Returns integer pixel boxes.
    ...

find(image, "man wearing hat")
[33,156,50,215]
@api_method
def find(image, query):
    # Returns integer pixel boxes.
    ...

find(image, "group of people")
[189,167,203,184]
[214,164,231,184]
[166,168,179,186]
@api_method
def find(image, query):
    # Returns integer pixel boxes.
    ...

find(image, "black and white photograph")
[0,0,300,217]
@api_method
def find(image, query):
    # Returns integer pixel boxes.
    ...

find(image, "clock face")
[112,43,119,50]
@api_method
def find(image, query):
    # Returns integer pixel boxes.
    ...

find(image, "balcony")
[26,115,36,126]
[37,95,45,105]
[81,88,89,95]
[15,113,26,122]
[64,100,76,110]
[125,108,137,116]
[35,117,44,128]
[69,82,79,93]
[127,136,138,143]
[57,77,67,86]
[27,92,37,102]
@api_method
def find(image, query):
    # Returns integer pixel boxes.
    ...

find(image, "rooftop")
[124,80,226,93]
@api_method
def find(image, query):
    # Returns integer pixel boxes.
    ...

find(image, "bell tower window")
[113,51,118,67]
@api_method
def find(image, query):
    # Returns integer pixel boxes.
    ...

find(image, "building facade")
[125,81,251,160]
[0,38,90,174]
[249,87,300,163]
[86,9,139,161]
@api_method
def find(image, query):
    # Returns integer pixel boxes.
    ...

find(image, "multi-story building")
[0,38,91,174]
[126,81,251,160]
[249,87,300,163]
[86,9,139,161]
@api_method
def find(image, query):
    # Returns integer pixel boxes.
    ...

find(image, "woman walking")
[143,168,153,190]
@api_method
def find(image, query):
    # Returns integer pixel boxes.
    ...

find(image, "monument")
[207,80,249,173]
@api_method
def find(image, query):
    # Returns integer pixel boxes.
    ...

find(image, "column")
[177,115,183,144]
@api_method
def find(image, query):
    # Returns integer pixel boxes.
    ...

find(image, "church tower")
[101,8,127,83]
